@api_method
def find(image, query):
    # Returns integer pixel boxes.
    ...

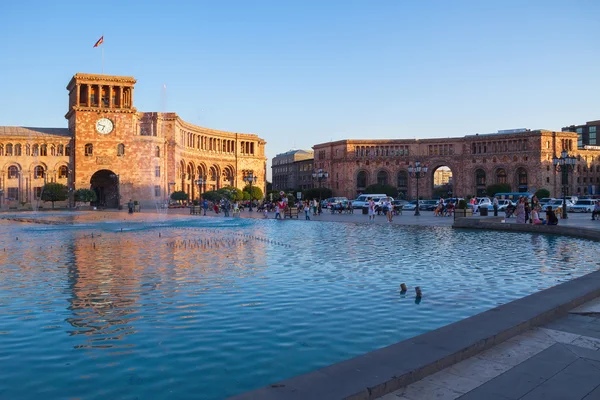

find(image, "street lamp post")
[244,173,258,211]
[552,149,576,219]
[407,161,428,216]
[109,173,120,209]
[311,168,329,213]
[194,176,205,202]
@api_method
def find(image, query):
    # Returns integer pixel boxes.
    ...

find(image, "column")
[76,84,80,106]
[109,85,113,108]
[130,86,134,108]
[87,84,92,107]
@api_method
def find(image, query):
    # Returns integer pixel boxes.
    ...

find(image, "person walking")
[202,198,208,216]
[304,201,310,220]
[592,200,600,221]
[368,197,375,221]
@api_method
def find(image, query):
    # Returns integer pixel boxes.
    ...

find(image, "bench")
[284,207,299,219]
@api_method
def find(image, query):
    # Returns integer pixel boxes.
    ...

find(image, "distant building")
[313,129,600,199]
[562,120,599,147]
[271,149,314,190]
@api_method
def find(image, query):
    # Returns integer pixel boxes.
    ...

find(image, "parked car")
[352,194,388,209]
[569,199,596,213]
[418,200,438,211]
[324,197,348,208]
[545,199,568,212]
[402,200,418,211]
[486,199,515,212]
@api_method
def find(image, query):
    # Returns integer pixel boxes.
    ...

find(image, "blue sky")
[1,1,599,180]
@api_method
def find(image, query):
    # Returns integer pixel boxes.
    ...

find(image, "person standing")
[202,198,208,216]
[493,196,499,216]
[592,200,600,221]
[368,197,375,221]
[304,201,310,220]
[223,199,230,217]
[127,199,134,214]
[515,197,526,224]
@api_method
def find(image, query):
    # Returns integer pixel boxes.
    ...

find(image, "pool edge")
[227,269,600,400]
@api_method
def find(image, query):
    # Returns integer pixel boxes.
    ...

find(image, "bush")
[243,185,263,201]
[302,187,332,201]
[535,188,550,199]
[457,199,468,209]
[75,188,97,204]
[170,191,188,202]
[486,183,511,196]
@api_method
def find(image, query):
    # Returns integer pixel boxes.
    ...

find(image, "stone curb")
[452,217,600,241]
[228,270,600,400]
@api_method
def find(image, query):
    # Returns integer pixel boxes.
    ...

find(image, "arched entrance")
[90,169,119,208]
[432,166,453,199]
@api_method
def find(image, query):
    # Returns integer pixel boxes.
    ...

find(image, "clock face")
[96,118,114,134]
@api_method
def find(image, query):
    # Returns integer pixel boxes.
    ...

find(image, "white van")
[352,194,388,209]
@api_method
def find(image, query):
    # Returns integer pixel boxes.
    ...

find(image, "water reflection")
[0,214,599,400]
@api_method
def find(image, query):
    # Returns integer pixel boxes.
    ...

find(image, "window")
[8,166,18,179]
[476,169,486,186]
[154,185,161,197]
[58,166,68,179]
[40,144,47,156]
[397,171,408,187]
[5,144,12,156]
[590,126,597,145]
[496,168,507,184]
[50,145,55,156]
[34,166,45,179]
[155,166,160,177]
[117,143,125,156]
[7,187,18,200]
[357,171,367,189]
[65,145,71,156]
[57,145,64,156]
[155,146,160,157]
[0,145,3,156]
[85,143,93,156]
[32,144,39,156]
[377,170,388,185]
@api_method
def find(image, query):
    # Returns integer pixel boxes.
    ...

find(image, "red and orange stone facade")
[313,131,600,199]
[0,73,267,208]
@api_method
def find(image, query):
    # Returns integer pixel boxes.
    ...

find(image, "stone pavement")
[380,302,600,400]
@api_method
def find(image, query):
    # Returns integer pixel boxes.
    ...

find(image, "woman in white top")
[368,198,375,220]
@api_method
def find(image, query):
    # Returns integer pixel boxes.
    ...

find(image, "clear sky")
[1,0,599,181]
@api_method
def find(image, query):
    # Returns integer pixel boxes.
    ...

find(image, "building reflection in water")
[64,225,268,350]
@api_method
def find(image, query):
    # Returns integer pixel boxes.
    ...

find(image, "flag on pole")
[93,36,104,48]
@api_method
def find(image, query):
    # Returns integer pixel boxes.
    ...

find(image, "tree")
[243,185,263,201]
[41,183,68,209]
[202,190,224,203]
[170,190,189,203]
[486,183,511,196]
[74,188,97,205]
[364,184,398,198]
[535,188,550,199]
[218,187,243,201]
[302,187,332,201]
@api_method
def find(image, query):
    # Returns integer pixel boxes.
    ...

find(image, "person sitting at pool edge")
[543,206,559,225]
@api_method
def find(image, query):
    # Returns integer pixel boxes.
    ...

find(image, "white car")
[569,199,596,213]
[486,199,515,211]
[402,200,418,211]
[352,194,388,209]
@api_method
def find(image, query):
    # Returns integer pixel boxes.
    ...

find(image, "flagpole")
[101,33,104,74]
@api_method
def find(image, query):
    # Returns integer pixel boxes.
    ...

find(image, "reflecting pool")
[0,212,598,399]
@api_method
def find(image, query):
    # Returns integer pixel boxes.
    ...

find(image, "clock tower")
[65,73,138,208]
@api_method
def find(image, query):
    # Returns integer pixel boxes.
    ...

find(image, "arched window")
[32,144,39,156]
[57,145,64,156]
[496,168,507,184]
[15,144,21,156]
[397,171,408,187]
[65,145,71,156]
[40,144,47,156]
[58,166,68,179]
[5,144,12,156]
[517,168,528,191]
[377,170,388,185]
[117,143,125,156]
[155,146,160,157]
[8,166,18,179]
[34,165,45,179]
[50,145,56,156]
[476,169,486,186]
[357,171,367,189]
[85,144,93,156]
[25,144,30,156]
[0,144,3,156]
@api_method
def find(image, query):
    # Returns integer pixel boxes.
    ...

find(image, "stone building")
[271,149,314,190]
[313,129,600,200]
[0,73,267,209]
